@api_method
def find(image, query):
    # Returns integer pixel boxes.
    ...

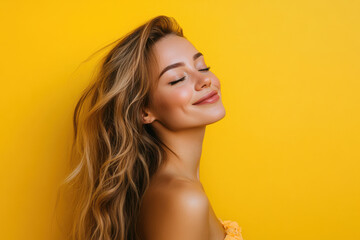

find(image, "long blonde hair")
[57,15,184,240]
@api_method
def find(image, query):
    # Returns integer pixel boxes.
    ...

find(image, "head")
[142,33,225,132]
[56,15,224,240]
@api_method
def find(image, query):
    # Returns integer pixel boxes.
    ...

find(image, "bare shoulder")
[139,177,210,240]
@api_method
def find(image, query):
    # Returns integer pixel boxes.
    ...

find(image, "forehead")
[151,34,199,69]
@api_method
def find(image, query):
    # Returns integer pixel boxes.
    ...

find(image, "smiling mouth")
[192,90,219,105]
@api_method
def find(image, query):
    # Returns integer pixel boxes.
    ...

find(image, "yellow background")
[1,0,359,239]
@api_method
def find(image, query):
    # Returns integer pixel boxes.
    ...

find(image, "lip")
[192,90,219,105]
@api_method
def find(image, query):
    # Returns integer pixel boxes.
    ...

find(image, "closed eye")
[199,66,211,72]
[169,66,211,85]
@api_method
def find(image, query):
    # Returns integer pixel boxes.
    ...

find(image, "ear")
[141,107,156,124]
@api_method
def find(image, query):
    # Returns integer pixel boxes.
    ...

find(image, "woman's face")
[144,34,226,131]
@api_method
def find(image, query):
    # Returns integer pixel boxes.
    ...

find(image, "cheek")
[211,75,221,90]
[154,86,192,113]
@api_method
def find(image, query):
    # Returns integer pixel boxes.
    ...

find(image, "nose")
[194,72,212,91]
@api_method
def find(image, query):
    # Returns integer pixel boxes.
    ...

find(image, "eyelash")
[169,66,211,85]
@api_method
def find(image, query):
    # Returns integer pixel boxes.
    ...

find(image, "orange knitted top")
[218,217,244,240]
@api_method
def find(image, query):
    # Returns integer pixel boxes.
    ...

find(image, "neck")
[154,125,206,182]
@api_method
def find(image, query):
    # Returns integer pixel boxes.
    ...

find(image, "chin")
[204,106,226,125]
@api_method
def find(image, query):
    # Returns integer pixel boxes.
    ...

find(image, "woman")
[61,15,244,240]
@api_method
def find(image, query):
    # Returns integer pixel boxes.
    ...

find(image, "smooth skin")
[139,33,226,240]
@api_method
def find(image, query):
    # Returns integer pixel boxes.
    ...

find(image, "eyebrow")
[158,52,203,79]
